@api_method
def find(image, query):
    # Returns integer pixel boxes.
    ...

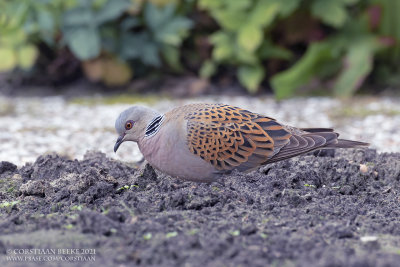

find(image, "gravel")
[0,95,399,166]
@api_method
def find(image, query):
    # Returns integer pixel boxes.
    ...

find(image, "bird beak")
[114,135,125,153]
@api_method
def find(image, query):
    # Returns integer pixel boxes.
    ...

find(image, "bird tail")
[300,128,369,149]
[327,139,369,149]
[263,129,369,165]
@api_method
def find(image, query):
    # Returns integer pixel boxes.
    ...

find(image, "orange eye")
[125,121,134,130]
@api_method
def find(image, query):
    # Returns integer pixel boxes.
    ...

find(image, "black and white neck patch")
[145,115,165,137]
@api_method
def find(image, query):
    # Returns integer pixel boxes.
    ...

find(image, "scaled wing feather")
[184,104,292,172]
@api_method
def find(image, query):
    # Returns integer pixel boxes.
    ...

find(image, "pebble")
[360,236,378,242]
[360,164,369,173]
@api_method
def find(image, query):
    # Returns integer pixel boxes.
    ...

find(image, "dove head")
[114,106,160,152]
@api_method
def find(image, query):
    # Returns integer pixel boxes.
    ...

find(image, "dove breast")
[138,113,218,182]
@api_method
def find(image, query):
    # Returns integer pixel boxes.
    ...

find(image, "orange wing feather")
[185,104,292,172]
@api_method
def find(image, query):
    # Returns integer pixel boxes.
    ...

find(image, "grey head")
[114,106,160,152]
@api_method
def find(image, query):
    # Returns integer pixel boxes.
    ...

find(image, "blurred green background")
[1,0,400,98]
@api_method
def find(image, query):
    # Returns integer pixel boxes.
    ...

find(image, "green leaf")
[100,25,119,53]
[92,0,108,9]
[35,6,56,45]
[121,32,147,59]
[341,0,360,4]
[235,47,258,65]
[377,0,400,40]
[121,17,140,31]
[248,0,280,27]
[200,0,250,11]
[2,1,29,28]
[36,7,54,33]
[17,44,38,69]
[76,0,91,8]
[237,23,263,52]
[0,30,27,47]
[224,1,252,11]
[210,31,234,62]
[259,40,293,60]
[214,8,247,31]
[121,32,160,66]
[199,60,217,78]
[63,7,94,27]
[238,64,265,93]
[60,0,78,9]
[166,231,178,238]
[144,3,175,32]
[64,26,100,60]
[278,0,301,17]
[200,0,250,30]
[155,17,193,45]
[311,0,348,28]
[0,47,17,72]
[21,14,39,36]
[198,0,222,10]
[142,42,160,66]
[230,230,240,236]
[95,0,131,25]
[144,3,192,46]
[161,45,182,71]
[333,40,376,97]
[271,42,333,99]
[143,232,152,240]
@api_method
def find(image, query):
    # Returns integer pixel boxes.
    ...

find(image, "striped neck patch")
[145,115,164,137]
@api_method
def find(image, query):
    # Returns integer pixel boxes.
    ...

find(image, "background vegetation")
[1,0,399,98]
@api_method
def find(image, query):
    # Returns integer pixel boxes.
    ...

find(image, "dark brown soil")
[0,149,399,266]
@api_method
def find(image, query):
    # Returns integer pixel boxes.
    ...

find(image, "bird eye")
[125,120,134,130]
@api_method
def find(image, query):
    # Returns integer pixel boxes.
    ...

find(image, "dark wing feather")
[263,132,338,164]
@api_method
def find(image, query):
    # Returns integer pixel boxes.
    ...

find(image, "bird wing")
[184,104,292,172]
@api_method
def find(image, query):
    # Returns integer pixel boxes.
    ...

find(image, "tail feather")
[265,129,369,164]
[301,128,334,133]
[328,139,369,149]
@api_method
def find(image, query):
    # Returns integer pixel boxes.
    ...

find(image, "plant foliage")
[0,0,399,96]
